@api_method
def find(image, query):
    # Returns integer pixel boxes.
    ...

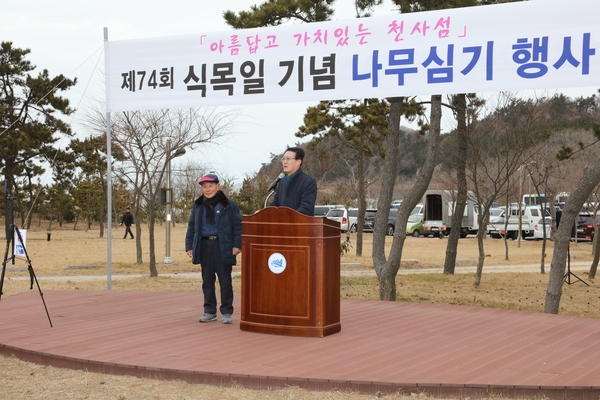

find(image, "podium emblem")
[268,252,286,274]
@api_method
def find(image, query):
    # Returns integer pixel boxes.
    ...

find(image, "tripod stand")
[563,244,589,286]
[1,183,53,327]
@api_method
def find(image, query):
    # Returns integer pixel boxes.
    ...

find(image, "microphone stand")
[264,190,275,209]
[264,173,284,208]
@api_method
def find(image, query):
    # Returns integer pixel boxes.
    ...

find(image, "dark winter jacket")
[270,168,317,216]
[185,192,242,266]
[120,211,134,226]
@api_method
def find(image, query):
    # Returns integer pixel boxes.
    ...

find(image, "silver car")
[489,207,505,224]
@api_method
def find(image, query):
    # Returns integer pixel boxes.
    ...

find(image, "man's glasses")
[281,157,296,162]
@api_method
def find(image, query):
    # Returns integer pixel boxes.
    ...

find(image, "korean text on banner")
[105,0,600,112]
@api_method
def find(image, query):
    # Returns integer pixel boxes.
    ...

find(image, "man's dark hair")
[286,147,305,164]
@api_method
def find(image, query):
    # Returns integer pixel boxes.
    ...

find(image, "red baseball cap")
[198,173,219,185]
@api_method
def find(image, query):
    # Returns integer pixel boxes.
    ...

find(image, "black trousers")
[199,239,233,315]
[123,225,134,238]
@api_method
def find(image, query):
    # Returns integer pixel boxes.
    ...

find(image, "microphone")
[267,173,285,192]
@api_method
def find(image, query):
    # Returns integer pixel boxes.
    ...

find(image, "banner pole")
[104,27,113,290]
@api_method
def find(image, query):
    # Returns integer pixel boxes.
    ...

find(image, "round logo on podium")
[268,252,286,274]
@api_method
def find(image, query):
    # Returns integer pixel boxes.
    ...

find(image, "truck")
[487,203,549,239]
[422,190,479,238]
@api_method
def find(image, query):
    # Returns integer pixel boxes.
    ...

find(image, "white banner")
[14,229,27,258]
[105,0,600,112]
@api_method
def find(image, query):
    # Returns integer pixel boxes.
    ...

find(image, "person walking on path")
[185,173,242,324]
[120,207,135,239]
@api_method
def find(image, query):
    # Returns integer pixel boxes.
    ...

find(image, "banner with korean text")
[105,0,599,113]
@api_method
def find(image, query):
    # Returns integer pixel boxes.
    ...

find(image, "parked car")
[313,204,342,217]
[406,214,429,237]
[533,217,552,240]
[386,204,423,236]
[363,209,377,232]
[347,208,359,232]
[574,212,599,241]
[411,203,424,215]
[487,208,506,238]
[325,208,349,232]
[314,205,332,217]
[348,208,377,232]
[488,204,548,240]
[489,207,505,225]
[386,207,398,235]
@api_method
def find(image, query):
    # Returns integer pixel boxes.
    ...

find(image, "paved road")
[343,261,591,276]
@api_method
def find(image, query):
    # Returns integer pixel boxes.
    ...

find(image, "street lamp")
[163,140,186,264]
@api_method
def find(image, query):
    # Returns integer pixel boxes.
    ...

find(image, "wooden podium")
[240,207,341,337]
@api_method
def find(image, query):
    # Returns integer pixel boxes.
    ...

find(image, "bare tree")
[297,99,388,256]
[442,94,468,274]
[545,156,600,313]
[108,108,231,276]
[467,94,550,286]
[172,160,210,223]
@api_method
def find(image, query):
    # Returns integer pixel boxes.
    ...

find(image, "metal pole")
[163,140,173,264]
[104,27,113,289]
[518,166,523,248]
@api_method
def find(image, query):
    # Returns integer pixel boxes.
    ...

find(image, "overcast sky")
[3,0,598,184]
[1,0,374,184]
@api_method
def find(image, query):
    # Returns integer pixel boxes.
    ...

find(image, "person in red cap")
[185,173,242,324]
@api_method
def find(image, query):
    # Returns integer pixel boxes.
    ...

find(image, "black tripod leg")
[564,270,589,286]
[0,228,14,301]
[13,227,53,327]
[563,245,590,286]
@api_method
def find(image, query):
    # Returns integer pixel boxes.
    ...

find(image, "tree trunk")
[540,236,547,274]
[473,219,488,287]
[544,155,600,313]
[473,207,493,287]
[372,97,404,301]
[373,95,442,301]
[444,94,468,275]
[148,201,158,277]
[355,149,366,256]
[135,192,143,265]
[589,233,600,279]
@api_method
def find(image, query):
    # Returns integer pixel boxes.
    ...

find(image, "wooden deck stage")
[1,290,599,399]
